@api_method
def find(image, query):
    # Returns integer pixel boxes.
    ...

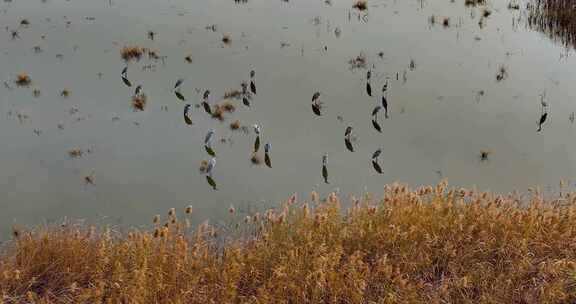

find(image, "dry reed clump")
[352,0,368,11]
[229,120,241,130]
[121,46,143,61]
[211,105,225,121]
[223,89,243,99]
[131,93,147,111]
[3,181,576,303]
[198,160,209,173]
[120,46,159,62]
[14,73,31,87]
[528,0,576,49]
[465,0,486,6]
[348,53,367,70]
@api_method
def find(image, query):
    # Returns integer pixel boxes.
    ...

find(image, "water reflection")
[0,0,576,238]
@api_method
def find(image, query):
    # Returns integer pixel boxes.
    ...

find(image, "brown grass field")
[2,181,576,303]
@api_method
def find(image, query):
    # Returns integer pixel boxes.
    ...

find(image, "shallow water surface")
[1,0,575,236]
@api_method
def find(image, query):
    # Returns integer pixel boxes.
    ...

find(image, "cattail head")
[368,206,377,215]
[328,192,338,204]
[302,203,310,218]
[185,205,193,215]
[311,191,319,203]
[168,208,176,217]
[288,193,297,205]
[12,226,21,239]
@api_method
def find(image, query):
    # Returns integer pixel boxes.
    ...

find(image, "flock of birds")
[120,66,282,190]
[119,62,395,191]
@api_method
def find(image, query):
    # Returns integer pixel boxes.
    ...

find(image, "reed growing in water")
[2,181,576,303]
[528,0,576,49]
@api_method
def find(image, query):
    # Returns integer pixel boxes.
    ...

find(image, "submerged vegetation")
[2,181,576,303]
[528,0,576,49]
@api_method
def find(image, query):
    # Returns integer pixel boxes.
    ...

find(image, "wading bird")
[204,130,216,156]
[202,90,212,114]
[371,105,382,132]
[253,124,261,153]
[183,104,193,125]
[250,70,256,95]
[371,148,383,174]
[366,70,372,97]
[264,143,272,168]
[322,154,329,184]
[312,92,322,116]
[121,67,132,87]
[205,158,218,190]
[345,126,354,152]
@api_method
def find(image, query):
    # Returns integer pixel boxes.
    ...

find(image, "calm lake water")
[1,0,575,237]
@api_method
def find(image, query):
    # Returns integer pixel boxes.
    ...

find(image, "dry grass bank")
[2,181,576,303]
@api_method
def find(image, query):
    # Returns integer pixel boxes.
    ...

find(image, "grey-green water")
[1,0,575,236]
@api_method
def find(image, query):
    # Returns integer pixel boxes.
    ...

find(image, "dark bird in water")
[381,95,389,119]
[253,124,261,153]
[372,160,383,174]
[202,101,212,114]
[366,70,372,96]
[243,96,251,107]
[372,119,382,133]
[381,84,389,118]
[121,67,131,87]
[204,130,214,145]
[147,30,155,40]
[345,126,353,137]
[204,130,216,156]
[183,104,193,125]
[241,82,251,107]
[371,148,383,174]
[264,143,272,168]
[371,106,382,132]
[538,111,548,132]
[205,145,216,157]
[134,85,142,96]
[322,154,329,184]
[174,90,186,101]
[480,150,491,162]
[206,175,218,190]
[121,76,132,87]
[202,90,212,114]
[250,70,256,95]
[205,158,218,190]
[311,92,322,116]
[372,149,382,160]
[345,126,354,152]
[174,78,183,89]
